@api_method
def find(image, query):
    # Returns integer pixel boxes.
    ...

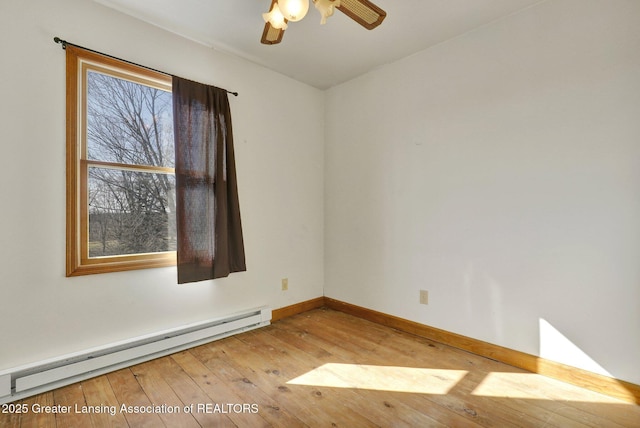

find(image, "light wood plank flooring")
[1,308,639,427]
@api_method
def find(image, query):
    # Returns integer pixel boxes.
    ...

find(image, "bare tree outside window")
[86,71,176,257]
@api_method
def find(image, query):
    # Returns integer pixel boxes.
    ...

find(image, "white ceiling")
[94,0,544,89]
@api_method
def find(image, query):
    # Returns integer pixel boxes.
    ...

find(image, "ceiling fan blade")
[336,0,386,30]
[261,21,286,44]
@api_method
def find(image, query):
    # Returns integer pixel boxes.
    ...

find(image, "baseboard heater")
[0,306,271,404]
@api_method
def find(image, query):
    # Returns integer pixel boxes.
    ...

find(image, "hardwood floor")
[1,308,639,427]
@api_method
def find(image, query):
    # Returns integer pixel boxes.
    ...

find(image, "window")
[66,46,176,276]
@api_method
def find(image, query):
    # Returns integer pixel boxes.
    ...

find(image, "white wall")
[0,0,324,370]
[325,0,640,385]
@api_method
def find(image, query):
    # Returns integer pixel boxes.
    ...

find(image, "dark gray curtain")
[172,76,246,283]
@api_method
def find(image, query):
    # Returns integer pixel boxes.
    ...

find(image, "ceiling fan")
[261,0,386,45]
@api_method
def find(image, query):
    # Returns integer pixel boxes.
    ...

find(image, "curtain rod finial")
[54,37,67,49]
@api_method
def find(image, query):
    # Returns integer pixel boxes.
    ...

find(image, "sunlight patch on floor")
[287,363,468,394]
[470,372,623,403]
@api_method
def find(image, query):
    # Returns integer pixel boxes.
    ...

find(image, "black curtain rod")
[53,37,238,97]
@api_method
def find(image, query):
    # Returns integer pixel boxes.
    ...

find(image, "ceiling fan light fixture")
[314,0,341,25]
[277,0,310,22]
[261,0,386,46]
[263,3,288,30]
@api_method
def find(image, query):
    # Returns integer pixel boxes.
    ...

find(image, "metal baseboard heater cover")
[0,307,271,404]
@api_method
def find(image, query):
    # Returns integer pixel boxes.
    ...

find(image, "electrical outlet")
[420,290,429,305]
[281,278,289,291]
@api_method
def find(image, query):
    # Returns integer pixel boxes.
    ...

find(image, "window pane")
[88,167,176,257]
[86,70,174,168]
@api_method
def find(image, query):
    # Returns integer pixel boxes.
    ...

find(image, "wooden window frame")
[66,46,176,276]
